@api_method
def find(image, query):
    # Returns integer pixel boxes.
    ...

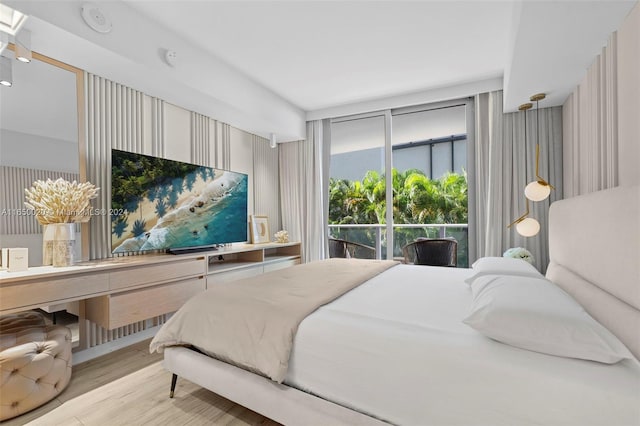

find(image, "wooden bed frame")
[163,185,640,425]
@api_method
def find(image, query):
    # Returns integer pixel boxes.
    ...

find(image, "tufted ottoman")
[0,312,72,421]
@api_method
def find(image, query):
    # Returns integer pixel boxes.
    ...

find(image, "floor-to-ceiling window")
[329,99,472,265]
[329,113,388,257]
[391,103,469,266]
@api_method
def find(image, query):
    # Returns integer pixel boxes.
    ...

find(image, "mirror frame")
[7,44,88,261]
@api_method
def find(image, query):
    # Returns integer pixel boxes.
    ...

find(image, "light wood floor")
[3,339,280,426]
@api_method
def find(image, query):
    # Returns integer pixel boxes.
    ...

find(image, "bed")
[151,185,640,426]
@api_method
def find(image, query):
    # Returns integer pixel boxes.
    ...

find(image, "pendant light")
[524,93,554,201]
[508,198,540,237]
[0,55,12,87]
[15,29,32,63]
[507,102,540,237]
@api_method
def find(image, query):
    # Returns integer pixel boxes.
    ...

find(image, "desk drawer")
[86,276,205,329]
[207,264,263,287]
[263,258,301,273]
[0,274,108,312]
[109,258,204,291]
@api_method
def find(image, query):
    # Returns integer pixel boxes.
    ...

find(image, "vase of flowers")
[25,178,99,267]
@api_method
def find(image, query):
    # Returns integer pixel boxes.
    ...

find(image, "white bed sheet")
[285,265,640,426]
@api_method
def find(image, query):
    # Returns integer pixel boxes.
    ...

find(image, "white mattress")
[285,265,640,426]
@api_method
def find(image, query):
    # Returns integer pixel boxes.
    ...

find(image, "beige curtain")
[279,120,330,262]
[474,91,563,272]
[562,32,618,198]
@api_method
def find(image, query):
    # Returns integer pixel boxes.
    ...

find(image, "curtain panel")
[474,91,563,272]
[279,120,330,262]
[563,32,619,197]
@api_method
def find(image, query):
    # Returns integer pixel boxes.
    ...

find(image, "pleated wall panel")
[252,135,281,234]
[152,98,165,158]
[0,166,79,235]
[220,122,231,170]
[85,73,164,259]
[84,315,167,348]
[190,112,211,166]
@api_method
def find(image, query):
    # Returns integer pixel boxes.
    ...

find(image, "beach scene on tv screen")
[111,150,248,253]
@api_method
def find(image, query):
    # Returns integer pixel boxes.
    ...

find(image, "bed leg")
[169,374,178,398]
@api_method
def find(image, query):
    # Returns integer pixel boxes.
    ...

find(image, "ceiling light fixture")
[269,133,277,149]
[524,93,554,202]
[0,4,27,36]
[0,55,13,86]
[14,28,31,63]
[508,102,540,237]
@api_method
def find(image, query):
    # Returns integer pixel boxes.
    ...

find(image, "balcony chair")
[328,238,376,259]
[402,237,458,267]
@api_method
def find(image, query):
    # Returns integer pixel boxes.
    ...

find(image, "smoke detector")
[81,3,112,34]
[164,49,177,67]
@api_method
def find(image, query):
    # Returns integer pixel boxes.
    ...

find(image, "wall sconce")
[15,28,31,63]
[508,198,540,237]
[269,133,277,149]
[524,93,554,201]
[0,55,12,86]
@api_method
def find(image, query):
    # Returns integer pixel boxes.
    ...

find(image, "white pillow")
[463,275,633,364]
[465,256,541,285]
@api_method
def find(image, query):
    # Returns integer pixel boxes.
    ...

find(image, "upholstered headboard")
[546,185,640,360]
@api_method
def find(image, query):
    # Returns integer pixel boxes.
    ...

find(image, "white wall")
[164,103,192,164]
[0,129,78,172]
[617,2,640,187]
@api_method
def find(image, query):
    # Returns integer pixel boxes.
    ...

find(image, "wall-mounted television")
[111,149,248,254]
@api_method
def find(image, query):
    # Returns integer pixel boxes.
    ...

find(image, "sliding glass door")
[329,113,387,258]
[328,99,473,265]
[391,104,469,266]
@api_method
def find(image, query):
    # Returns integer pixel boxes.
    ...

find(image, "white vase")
[42,224,55,266]
[50,223,76,267]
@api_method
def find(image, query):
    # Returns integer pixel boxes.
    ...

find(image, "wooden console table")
[0,242,301,353]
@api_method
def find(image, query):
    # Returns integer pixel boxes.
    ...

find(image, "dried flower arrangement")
[24,178,100,224]
[274,230,289,243]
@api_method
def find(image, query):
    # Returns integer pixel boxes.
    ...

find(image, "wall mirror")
[0,47,86,266]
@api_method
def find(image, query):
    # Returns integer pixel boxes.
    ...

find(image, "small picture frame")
[250,215,270,244]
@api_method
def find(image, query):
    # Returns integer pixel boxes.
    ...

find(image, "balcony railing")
[328,223,469,267]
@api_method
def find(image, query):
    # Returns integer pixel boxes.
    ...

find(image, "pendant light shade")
[508,198,540,237]
[516,217,540,237]
[0,55,12,86]
[15,29,32,63]
[525,180,551,201]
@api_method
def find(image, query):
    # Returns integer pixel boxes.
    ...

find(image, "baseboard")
[71,325,160,365]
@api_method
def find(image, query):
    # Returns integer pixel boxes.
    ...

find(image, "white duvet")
[285,265,640,426]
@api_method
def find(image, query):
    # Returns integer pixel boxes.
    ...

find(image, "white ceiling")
[123,0,636,114]
[125,0,511,112]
